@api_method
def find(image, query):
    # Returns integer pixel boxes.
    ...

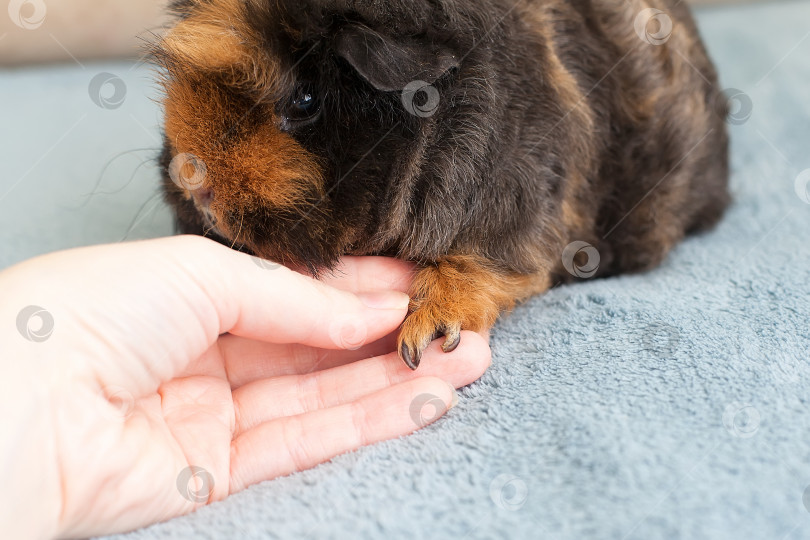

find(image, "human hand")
[0,236,491,539]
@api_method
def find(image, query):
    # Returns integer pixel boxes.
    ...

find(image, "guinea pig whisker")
[230,212,245,250]
[133,29,174,71]
[119,190,164,242]
[68,147,159,210]
[202,221,219,239]
[97,158,155,197]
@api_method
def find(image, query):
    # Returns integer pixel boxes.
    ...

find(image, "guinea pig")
[156,0,729,369]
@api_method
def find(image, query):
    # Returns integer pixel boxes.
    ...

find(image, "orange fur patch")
[160,0,282,94]
[398,255,552,358]
[163,75,324,237]
[410,255,551,329]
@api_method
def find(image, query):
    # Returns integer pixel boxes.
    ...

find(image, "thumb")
[169,236,411,350]
[0,236,410,390]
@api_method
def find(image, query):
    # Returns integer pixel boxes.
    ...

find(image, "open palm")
[1,236,490,539]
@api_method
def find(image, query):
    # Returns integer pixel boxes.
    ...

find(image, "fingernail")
[357,290,410,310]
[447,382,459,409]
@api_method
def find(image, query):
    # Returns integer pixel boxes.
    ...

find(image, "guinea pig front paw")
[395,256,554,369]
[397,308,463,370]
[395,256,518,370]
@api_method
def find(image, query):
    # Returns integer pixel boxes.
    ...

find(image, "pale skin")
[0,236,491,538]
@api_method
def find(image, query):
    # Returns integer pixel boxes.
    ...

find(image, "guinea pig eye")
[280,84,321,131]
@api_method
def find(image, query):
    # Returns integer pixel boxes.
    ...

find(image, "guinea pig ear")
[334,24,459,92]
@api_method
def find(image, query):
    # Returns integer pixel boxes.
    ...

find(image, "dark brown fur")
[156,0,729,368]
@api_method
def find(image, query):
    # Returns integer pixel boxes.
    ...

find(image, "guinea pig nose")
[191,186,214,207]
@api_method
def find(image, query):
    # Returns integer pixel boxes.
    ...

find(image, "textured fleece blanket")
[2,1,809,538]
